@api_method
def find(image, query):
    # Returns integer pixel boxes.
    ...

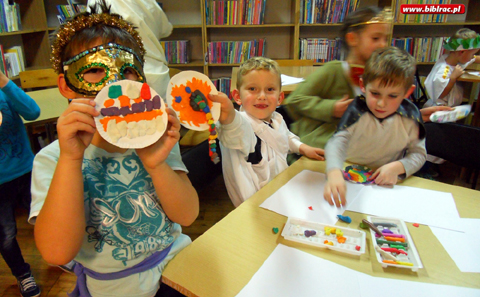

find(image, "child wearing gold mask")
[28,1,198,296]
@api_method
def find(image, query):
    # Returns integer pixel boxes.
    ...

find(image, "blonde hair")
[236,57,281,89]
[363,47,415,91]
[451,28,478,40]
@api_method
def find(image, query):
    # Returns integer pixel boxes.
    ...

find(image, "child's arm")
[34,98,99,265]
[420,106,453,122]
[475,55,480,63]
[284,67,353,122]
[370,161,405,185]
[439,65,464,100]
[136,108,199,226]
[0,70,40,121]
[323,130,350,207]
[299,144,325,160]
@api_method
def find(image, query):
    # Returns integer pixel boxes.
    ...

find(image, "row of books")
[412,75,428,104]
[160,40,190,64]
[300,0,360,24]
[299,38,345,63]
[0,0,21,33]
[391,37,448,63]
[212,77,232,97]
[0,44,25,78]
[205,0,266,25]
[394,0,451,23]
[57,0,87,24]
[207,38,266,64]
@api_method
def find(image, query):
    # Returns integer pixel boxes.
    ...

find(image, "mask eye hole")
[82,67,108,83]
[121,66,141,81]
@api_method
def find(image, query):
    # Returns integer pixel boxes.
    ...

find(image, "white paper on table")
[259,170,364,224]
[430,218,480,273]
[236,244,362,297]
[466,71,480,77]
[236,244,480,297]
[346,185,461,231]
[281,74,305,86]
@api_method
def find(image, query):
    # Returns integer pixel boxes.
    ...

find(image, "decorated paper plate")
[94,80,168,149]
[343,165,374,184]
[166,71,220,131]
[429,104,471,123]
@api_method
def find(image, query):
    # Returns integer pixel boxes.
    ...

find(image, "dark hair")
[340,6,382,54]
[50,0,142,74]
[363,47,416,91]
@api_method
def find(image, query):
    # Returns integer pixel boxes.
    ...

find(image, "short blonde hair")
[363,47,416,91]
[451,28,478,40]
[236,57,281,89]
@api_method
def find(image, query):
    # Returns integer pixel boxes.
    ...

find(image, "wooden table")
[230,66,318,94]
[23,88,68,149]
[162,157,480,297]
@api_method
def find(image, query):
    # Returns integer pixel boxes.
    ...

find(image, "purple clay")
[382,229,394,234]
[145,100,154,111]
[152,95,162,109]
[304,230,317,237]
[131,102,145,113]
[119,106,133,116]
[109,107,120,116]
[100,108,114,116]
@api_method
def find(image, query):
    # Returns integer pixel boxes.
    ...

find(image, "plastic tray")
[367,216,423,272]
[281,217,366,256]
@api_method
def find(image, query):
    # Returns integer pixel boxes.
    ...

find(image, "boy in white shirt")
[324,47,426,207]
[210,57,325,207]
[424,28,480,107]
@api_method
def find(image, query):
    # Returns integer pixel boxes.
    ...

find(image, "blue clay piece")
[304,230,316,237]
[337,215,352,224]
[185,86,191,93]
[175,96,182,103]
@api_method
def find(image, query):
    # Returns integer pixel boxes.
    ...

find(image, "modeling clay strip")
[376,239,408,247]
[373,222,397,227]
[375,245,397,261]
[384,236,405,242]
[381,232,405,238]
[382,260,414,266]
[381,247,408,255]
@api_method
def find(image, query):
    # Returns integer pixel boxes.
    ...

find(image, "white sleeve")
[217,110,257,157]
[325,129,352,173]
[427,65,451,104]
[29,142,60,224]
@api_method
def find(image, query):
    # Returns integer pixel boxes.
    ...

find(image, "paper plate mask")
[167,71,221,163]
[343,165,374,184]
[95,80,167,149]
[167,71,220,131]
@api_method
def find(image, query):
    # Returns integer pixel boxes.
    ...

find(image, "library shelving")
[2,0,480,83]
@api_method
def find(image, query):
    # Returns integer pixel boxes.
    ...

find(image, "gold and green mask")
[63,43,145,97]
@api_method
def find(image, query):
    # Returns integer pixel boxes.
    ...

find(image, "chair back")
[425,122,480,169]
[274,59,314,67]
[19,69,58,90]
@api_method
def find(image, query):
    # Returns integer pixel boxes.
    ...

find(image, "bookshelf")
[2,0,480,83]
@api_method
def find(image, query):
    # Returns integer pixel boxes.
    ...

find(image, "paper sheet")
[430,218,480,273]
[236,244,480,297]
[466,71,480,77]
[281,74,305,86]
[260,170,461,231]
[259,170,363,225]
[346,185,461,231]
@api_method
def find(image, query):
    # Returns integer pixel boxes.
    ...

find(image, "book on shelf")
[205,0,266,25]
[0,45,6,76]
[395,0,451,23]
[0,0,21,33]
[211,76,232,97]
[392,37,447,63]
[160,40,190,64]
[208,38,266,64]
[300,0,360,24]
[1,44,25,77]
[299,37,344,62]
